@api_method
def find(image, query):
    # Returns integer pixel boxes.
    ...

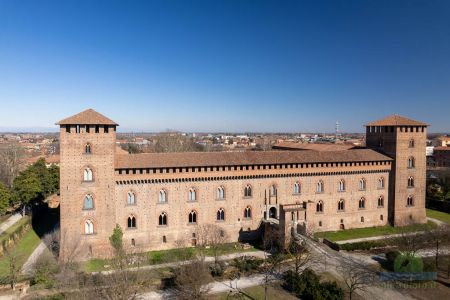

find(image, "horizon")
[1,1,449,132]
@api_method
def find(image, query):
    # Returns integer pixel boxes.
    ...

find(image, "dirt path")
[0,213,22,235]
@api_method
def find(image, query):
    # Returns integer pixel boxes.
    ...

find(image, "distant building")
[433,147,450,167]
[57,110,427,260]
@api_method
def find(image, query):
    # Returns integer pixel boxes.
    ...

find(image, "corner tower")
[57,109,118,260]
[365,115,428,226]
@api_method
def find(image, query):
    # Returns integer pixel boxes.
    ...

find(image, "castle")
[57,109,427,260]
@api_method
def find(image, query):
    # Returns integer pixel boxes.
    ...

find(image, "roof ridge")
[56,108,118,125]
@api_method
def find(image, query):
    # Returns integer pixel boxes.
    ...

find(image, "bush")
[209,261,225,277]
[386,250,401,270]
[231,256,263,273]
[282,268,344,300]
[31,253,59,288]
[339,241,384,251]
[394,254,423,273]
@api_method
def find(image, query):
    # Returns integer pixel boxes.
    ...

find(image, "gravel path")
[0,213,22,235]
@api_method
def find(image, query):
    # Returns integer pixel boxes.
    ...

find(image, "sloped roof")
[272,142,355,151]
[365,115,428,126]
[56,109,118,125]
[115,149,391,169]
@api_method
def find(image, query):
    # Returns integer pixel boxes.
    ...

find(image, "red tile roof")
[365,115,427,126]
[115,149,391,169]
[56,109,118,125]
[273,142,355,151]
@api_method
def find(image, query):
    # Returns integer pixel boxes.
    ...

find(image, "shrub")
[386,250,401,270]
[394,253,423,273]
[209,261,225,277]
[231,256,263,273]
[339,241,384,251]
[31,253,59,288]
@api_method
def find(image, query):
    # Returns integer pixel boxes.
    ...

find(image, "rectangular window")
[104,126,109,133]
[65,125,70,133]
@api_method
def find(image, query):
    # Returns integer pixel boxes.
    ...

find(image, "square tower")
[365,115,428,226]
[57,109,118,260]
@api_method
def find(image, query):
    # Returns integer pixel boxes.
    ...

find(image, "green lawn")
[315,221,436,242]
[84,242,257,273]
[0,224,41,279]
[209,284,299,300]
[0,216,31,245]
[426,208,450,225]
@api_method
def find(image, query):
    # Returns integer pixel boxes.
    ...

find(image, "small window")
[104,126,109,133]
[188,188,197,201]
[408,177,414,188]
[188,210,197,224]
[378,177,385,189]
[359,197,365,209]
[159,190,167,203]
[270,185,277,196]
[83,194,94,210]
[293,182,301,194]
[83,168,93,182]
[159,212,167,226]
[217,208,225,221]
[378,196,384,207]
[408,157,415,168]
[316,200,323,212]
[244,206,252,219]
[84,220,94,235]
[127,191,136,205]
[316,181,324,193]
[65,125,70,133]
[409,139,415,148]
[131,238,135,246]
[359,178,366,191]
[95,125,99,133]
[361,216,364,223]
[217,186,225,200]
[407,195,414,206]
[163,235,167,243]
[244,185,252,197]
[380,215,384,221]
[338,199,344,211]
[85,143,91,154]
[318,221,322,227]
[338,179,345,192]
[127,215,136,228]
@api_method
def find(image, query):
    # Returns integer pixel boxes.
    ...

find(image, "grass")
[315,221,436,242]
[0,213,12,224]
[84,242,257,273]
[0,223,41,278]
[426,208,450,224]
[209,283,299,300]
[0,216,31,245]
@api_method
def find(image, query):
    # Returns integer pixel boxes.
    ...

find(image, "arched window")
[83,194,94,210]
[84,220,94,235]
[409,139,415,148]
[244,185,252,197]
[378,196,384,207]
[408,157,415,168]
[316,181,324,193]
[270,185,277,196]
[188,188,197,201]
[188,210,197,224]
[217,186,225,200]
[361,216,364,223]
[316,200,323,212]
[378,177,385,189]
[338,199,344,211]
[85,143,91,154]
[338,179,345,192]
[359,178,366,191]
[127,215,136,228]
[159,212,167,226]
[408,177,414,188]
[293,182,301,194]
[244,206,252,219]
[407,195,414,206]
[359,197,366,209]
[217,208,225,221]
[83,168,93,181]
[127,191,136,205]
[159,190,167,203]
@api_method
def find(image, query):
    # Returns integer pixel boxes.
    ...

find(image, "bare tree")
[338,258,377,300]
[196,223,228,264]
[172,257,213,299]
[385,228,428,256]
[286,240,313,276]
[5,249,22,290]
[0,143,25,187]
[154,132,203,153]
[426,224,450,269]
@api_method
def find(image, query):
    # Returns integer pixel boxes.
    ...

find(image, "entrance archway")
[269,207,277,219]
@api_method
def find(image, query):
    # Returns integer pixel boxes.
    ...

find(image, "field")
[426,208,450,224]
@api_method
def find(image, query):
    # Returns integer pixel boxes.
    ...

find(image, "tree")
[338,258,376,300]
[0,144,25,187]
[196,223,228,265]
[109,224,124,257]
[5,250,22,290]
[29,158,51,195]
[286,240,313,276]
[154,132,204,153]
[172,257,212,299]
[426,224,450,269]
[0,182,12,214]
[12,169,42,214]
[47,164,60,195]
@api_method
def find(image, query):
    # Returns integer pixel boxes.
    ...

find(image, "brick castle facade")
[57,109,427,260]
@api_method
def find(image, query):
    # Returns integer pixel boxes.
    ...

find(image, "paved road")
[0,213,22,235]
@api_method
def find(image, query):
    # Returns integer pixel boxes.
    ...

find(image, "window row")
[315,196,385,212]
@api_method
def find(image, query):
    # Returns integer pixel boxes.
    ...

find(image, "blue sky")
[0,0,449,132]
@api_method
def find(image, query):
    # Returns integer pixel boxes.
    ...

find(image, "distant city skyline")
[0,1,449,132]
